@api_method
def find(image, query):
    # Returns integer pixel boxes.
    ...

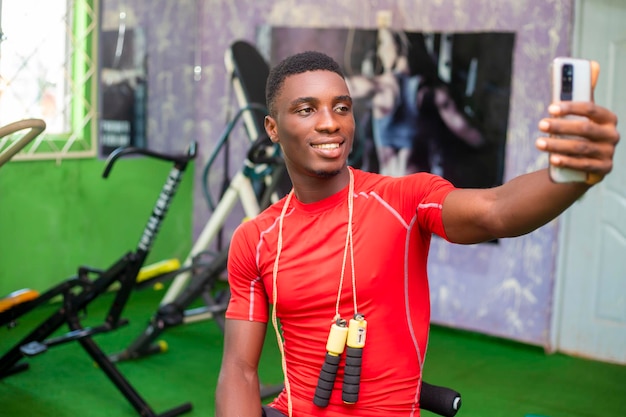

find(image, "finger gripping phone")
[549,57,592,183]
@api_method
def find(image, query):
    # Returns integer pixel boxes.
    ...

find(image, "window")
[0,0,98,161]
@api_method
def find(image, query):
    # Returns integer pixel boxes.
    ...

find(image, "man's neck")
[291,167,351,204]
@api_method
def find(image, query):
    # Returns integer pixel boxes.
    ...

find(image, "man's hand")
[536,61,620,185]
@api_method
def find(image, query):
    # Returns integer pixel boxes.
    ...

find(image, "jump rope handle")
[312,316,460,414]
[313,319,348,407]
[342,314,367,404]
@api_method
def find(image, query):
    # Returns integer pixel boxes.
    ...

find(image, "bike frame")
[109,104,285,361]
[0,142,197,417]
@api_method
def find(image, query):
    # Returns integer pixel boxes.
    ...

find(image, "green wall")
[0,157,193,296]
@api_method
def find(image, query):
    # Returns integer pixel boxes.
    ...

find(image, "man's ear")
[265,115,278,143]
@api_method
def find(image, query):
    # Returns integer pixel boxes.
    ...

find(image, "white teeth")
[312,143,339,149]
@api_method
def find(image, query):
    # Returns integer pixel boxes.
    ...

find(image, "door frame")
[549,0,625,363]
[548,0,585,355]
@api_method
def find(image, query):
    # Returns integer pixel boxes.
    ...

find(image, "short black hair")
[265,51,345,117]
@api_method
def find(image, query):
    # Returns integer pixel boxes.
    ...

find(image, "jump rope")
[271,167,367,416]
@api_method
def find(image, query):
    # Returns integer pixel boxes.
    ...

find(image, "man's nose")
[315,107,340,132]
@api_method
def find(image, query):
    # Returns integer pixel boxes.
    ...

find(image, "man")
[215,51,619,417]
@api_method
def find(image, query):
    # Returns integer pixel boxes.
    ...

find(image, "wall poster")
[260,27,515,190]
[99,19,147,156]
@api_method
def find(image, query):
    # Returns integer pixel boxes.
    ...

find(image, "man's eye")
[335,104,351,113]
[296,107,313,115]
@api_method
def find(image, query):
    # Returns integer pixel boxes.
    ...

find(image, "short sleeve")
[413,173,456,241]
[225,222,270,322]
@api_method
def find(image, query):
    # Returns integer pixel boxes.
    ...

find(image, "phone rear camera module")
[561,64,573,100]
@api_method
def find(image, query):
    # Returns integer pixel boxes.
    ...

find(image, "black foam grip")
[313,353,340,407]
[420,381,462,417]
[342,346,362,403]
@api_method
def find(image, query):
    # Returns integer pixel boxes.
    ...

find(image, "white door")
[552,0,626,364]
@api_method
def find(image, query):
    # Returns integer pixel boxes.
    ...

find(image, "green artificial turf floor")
[1,287,624,417]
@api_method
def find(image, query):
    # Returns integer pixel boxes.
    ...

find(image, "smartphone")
[549,57,592,183]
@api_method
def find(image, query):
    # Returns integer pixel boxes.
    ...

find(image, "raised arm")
[442,97,619,244]
[216,318,267,417]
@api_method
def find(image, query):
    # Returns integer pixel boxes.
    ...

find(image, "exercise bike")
[0,135,197,417]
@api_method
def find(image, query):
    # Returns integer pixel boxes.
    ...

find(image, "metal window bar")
[0,0,98,162]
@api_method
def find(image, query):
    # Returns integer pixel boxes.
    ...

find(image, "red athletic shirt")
[226,168,455,417]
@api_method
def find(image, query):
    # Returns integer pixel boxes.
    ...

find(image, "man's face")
[265,70,355,179]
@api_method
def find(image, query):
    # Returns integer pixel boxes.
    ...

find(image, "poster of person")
[99,23,147,156]
[259,27,515,189]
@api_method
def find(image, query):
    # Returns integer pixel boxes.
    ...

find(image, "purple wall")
[102,0,574,347]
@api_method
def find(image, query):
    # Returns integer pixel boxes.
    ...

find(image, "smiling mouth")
[311,143,340,150]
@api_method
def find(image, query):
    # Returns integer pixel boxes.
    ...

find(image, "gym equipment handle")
[0,118,46,167]
[420,381,462,417]
[103,141,197,178]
